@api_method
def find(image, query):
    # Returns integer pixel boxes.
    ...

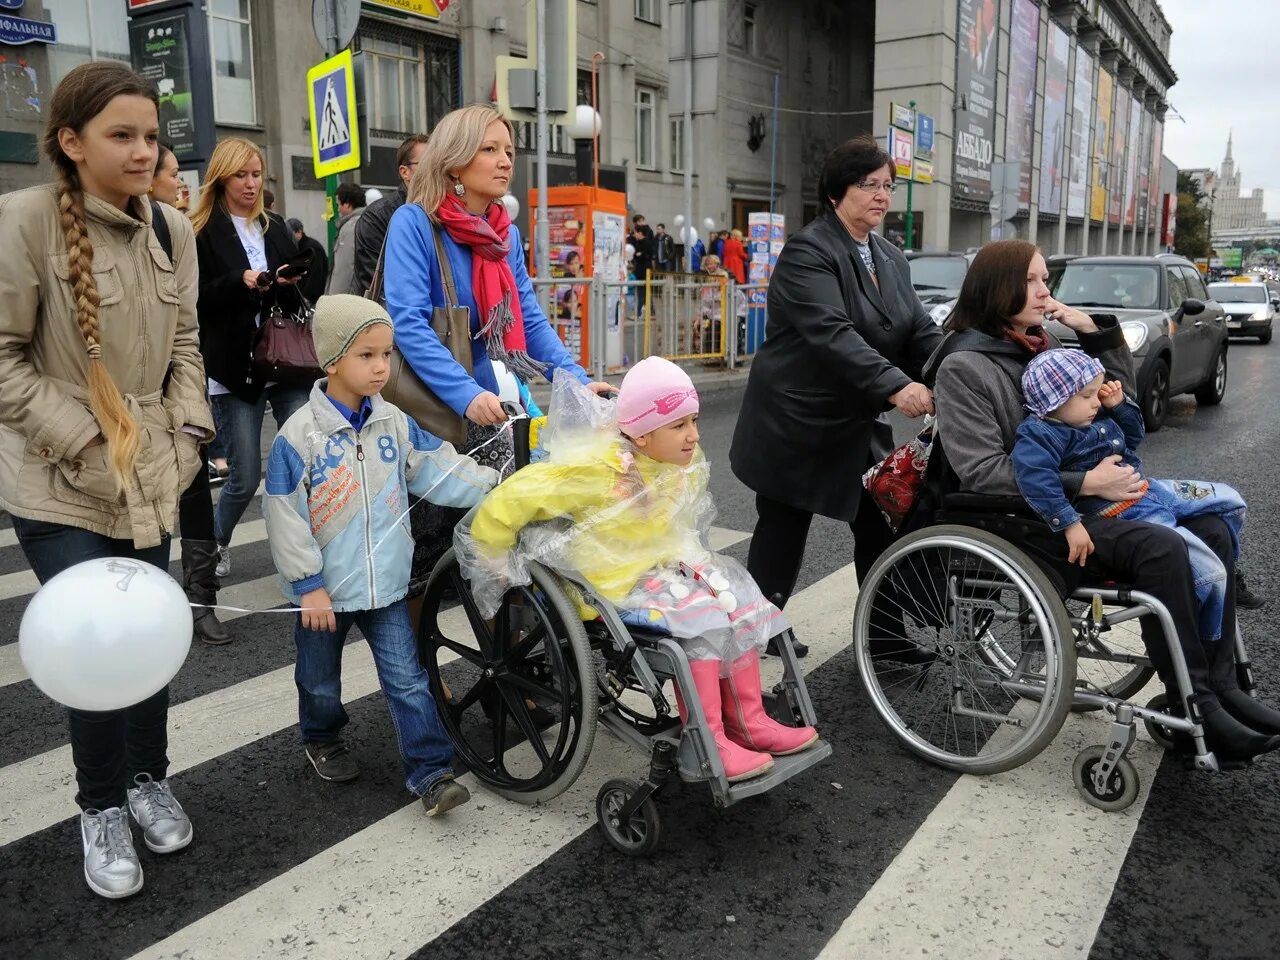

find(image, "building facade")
[1208,132,1266,234]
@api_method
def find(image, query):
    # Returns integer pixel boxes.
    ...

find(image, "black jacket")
[352,185,408,297]
[195,207,301,402]
[296,234,329,304]
[729,211,943,522]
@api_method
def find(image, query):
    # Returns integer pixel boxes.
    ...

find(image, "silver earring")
[453,182,465,197]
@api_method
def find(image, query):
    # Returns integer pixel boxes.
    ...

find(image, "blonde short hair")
[191,137,266,234]
[409,104,515,218]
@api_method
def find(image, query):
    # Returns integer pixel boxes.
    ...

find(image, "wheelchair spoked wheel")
[596,778,661,856]
[589,645,680,738]
[854,525,1077,775]
[1064,598,1155,711]
[419,550,597,804]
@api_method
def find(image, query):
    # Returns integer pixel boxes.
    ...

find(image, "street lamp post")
[905,99,916,250]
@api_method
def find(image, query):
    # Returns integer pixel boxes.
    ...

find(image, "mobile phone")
[276,251,314,280]
[254,271,272,290]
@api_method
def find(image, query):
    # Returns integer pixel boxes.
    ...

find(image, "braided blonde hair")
[43,62,158,489]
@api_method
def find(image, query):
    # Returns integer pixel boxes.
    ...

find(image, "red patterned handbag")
[862,416,936,532]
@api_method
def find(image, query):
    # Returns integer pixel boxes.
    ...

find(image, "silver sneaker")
[127,774,193,853]
[81,807,143,899]
[214,543,231,579]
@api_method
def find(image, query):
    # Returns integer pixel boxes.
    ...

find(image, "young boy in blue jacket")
[1012,348,1246,644]
[263,295,499,815]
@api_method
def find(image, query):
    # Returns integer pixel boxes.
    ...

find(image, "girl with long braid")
[0,62,214,899]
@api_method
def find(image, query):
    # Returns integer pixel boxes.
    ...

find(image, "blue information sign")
[0,13,56,44]
[916,113,935,157]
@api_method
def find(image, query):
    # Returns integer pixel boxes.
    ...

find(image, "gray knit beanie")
[312,294,394,369]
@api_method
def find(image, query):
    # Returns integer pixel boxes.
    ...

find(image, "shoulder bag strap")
[431,215,459,308]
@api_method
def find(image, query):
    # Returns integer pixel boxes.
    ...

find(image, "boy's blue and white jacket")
[1012,397,1146,531]
[263,382,499,612]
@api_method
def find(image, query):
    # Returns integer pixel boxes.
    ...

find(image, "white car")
[1207,281,1276,344]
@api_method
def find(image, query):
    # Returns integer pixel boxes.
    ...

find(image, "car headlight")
[1121,321,1148,352]
[1253,309,1269,321]
[929,302,954,325]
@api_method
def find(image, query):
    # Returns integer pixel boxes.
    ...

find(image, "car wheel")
[1141,357,1170,431]
[1194,348,1227,406]
[1260,326,1273,345]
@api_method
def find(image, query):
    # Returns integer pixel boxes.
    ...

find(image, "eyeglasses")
[855,180,897,196]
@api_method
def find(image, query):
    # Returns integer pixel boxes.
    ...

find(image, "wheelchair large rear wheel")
[419,550,597,804]
[854,525,1077,775]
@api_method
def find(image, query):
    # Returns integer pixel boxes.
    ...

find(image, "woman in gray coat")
[730,136,942,656]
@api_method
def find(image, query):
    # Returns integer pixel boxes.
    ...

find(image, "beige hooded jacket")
[0,184,214,548]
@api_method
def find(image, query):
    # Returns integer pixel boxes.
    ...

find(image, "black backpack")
[150,200,173,263]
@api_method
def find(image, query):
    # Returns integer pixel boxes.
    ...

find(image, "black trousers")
[177,447,215,542]
[747,492,895,608]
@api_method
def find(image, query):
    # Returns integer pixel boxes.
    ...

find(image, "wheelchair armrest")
[941,492,1041,520]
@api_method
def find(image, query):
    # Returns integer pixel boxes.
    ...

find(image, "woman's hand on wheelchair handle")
[1080,454,1145,501]
[466,391,508,426]
[889,382,934,418]
[1065,522,1094,567]
[586,381,616,397]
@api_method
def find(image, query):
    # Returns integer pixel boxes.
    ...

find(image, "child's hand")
[1098,380,1125,409]
[1065,522,1094,567]
[300,587,336,632]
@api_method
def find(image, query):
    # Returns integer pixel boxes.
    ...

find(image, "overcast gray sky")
[1162,0,1280,216]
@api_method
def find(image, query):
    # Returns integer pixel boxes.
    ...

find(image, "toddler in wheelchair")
[455,357,819,783]
[1013,348,1246,646]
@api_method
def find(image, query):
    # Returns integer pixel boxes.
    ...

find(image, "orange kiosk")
[528,185,628,372]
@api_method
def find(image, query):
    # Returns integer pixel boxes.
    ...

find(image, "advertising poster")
[1135,108,1150,232]
[591,210,625,336]
[889,128,914,179]
[1039,23,1070,214]
[953,0,1000,201]
[1124,94,1141,227]
[546,205,587,356]
[1090,68,1113,222]
[130,14,197,159]
[1006,0,1040,209]
[1108,83,1128,225]
[1149,120,1164,231]
[1068,47,1093,219]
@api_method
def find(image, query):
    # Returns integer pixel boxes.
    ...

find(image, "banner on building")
[1149,120,1164,232]
[1091,68,1113,222]
[130,14,197,159]
[1108,82,1128,225]
[1125,94,1141,227]
[1039,23,1069,214]
[953,0,1000,201]
[1006,0,1039,210]
[1068,47,1093,219]
[1135,108,1150,232]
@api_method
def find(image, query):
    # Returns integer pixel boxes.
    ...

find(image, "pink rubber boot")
[721,650,819,755]
[675,660,774,783]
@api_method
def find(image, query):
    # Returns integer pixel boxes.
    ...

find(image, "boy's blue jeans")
[1113,479,1246,642]
[294,598,455,796]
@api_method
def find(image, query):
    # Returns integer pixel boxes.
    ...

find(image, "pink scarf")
[436,194,545,380]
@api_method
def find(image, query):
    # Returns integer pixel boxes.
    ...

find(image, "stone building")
[1208,132,1266,234]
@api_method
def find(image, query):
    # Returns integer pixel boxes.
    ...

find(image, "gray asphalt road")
[1,342,1279,959]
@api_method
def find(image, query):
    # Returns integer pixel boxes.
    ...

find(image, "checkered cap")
[1021,349,1105,418]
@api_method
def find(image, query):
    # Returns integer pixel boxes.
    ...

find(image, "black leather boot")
[181,539,233,646]
[1197,693,1280,762]
[1219,688,1280,736]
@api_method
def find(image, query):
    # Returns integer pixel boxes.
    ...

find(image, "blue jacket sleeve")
[1012,420,1081,531]
[508,225,590,385]
[383,206,487,417]
[1105,397,1146,453]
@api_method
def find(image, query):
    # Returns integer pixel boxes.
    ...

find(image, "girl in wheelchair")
[455,357,819,783]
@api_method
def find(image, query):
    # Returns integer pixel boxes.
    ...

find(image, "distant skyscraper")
[1212,131,1267,233]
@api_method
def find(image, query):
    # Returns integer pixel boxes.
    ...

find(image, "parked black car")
[905,251,972,326]
[1046,254,1228,431]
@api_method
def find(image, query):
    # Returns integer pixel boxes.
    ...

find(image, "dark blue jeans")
[294,598,455,795]
[13,517,172,811]
[211,384,309,547]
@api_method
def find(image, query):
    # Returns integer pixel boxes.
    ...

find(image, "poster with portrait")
[1125,94,1141,227]
[1090,68,1113,222]
[1068,47,1093,219]
[546,205,587,356]
[953,0,1000,201]
[1108,85,1128,225]
[1039,23,1070,214]
[1006,0,1040,209]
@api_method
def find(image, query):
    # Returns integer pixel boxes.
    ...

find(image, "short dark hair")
[396,134,429,171]
[656,222,665,230]
[632,214,645,224]
[262,189,275,210]
[817,135,894,210]
[336,182,366,208]
[153,141,175,175]
[946,240,1041,337]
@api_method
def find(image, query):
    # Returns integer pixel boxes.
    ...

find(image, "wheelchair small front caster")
[596,778,661,856]
[1142,693,1178,752]
[1072,745,1139,812]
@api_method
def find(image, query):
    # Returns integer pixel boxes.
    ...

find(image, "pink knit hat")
[616,357,700,438]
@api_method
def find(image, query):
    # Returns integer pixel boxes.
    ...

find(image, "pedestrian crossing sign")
[307,50,361,179]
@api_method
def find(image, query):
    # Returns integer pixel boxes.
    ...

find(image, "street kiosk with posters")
[528,185,628,372]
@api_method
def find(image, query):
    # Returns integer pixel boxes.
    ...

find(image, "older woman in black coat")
[730,136,942,656]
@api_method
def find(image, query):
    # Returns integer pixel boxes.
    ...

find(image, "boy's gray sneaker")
[126,774,193,853]
[214,543,231,579]
[421,775,470,816]
[305,741,360,782]
[81,807,143,899]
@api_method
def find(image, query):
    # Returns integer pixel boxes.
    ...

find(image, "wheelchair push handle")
[499,401,532,470]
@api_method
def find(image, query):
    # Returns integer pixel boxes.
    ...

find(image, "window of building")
[669,115,685,172]
[513,71,594,157]
[635,0,660,25]
[208,0,256,124]
[355,26,459,139]
[43,0,129,84]
[635,86,656,169]
[744,3,758,55]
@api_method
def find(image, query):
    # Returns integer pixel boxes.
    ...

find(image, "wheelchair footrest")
[721,740,833,806]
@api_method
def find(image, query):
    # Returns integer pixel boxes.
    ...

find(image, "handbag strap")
[366,204,460,310]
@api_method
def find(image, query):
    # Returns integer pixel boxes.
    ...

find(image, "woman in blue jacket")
[382,103,610,598]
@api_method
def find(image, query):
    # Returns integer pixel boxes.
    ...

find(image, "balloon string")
[190,414,527,617]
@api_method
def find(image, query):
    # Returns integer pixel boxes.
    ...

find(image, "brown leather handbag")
[367,220,471,446]
[252,285,324,387]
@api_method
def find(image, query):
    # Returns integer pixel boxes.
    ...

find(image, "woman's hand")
[888,382,934,418]
[1079,454,1146,501]
[242,270,266,290]
[465,391,507,426]
[586,381,615,396]
[1043,297,1097,334]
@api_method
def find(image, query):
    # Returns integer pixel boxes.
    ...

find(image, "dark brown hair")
[43,61,159,489]
[818,135,894,210]
[396,133,430,170]
[945,239,1041,337]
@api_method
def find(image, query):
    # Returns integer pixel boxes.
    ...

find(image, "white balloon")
[702,217,716,233]
[364,188,383,205]
[673,214,685,228]
[491,359,521,405]
[625,242,636,259]
[565,104,601,139]
[20,558,193,711]
[500,193,520,220]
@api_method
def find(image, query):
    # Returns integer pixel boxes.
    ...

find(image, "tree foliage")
[1174,170,1210,260]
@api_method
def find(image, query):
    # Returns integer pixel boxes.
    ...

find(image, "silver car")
[1206,281,1276,344]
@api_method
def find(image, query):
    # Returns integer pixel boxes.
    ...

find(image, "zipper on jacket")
[354,437,376,608]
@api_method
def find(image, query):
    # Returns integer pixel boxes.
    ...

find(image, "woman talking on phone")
[191,137,310,577]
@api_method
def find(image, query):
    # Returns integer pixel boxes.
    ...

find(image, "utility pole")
[534,0,550,281]
[322,0,339,255]
[905,99,916,250]
[683,0,694,268]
